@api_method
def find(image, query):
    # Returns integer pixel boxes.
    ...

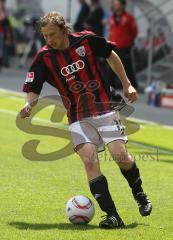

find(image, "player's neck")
[59,35,70,49]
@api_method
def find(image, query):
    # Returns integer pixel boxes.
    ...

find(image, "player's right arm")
[20,52,48,118]
[20,92,39,118]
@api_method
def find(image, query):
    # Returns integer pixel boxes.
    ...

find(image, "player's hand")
[123,84,138,103]
[20,103,32,118]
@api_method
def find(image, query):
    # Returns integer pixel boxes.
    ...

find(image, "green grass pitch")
[0,89,173,240]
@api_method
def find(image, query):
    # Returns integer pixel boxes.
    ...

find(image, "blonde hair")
[37,11,72,33]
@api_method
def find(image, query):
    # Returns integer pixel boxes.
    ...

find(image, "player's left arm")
[106,50,137,103]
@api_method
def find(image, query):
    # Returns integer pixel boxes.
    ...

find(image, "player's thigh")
[107,140,128,161]
[69,120,101,151]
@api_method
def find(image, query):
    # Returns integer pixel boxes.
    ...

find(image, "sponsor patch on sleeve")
[25,72,34,83]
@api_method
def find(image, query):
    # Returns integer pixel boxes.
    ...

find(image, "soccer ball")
[65,195,95,224]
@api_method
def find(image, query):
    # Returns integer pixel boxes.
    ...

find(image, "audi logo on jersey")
[61,60,85,77]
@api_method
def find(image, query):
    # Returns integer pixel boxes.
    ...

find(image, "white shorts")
[69,111,128,152]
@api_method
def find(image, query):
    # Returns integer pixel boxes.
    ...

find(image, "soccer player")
[20,11,152,229]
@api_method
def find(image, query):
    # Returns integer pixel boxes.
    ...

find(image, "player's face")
[41,23,68,49]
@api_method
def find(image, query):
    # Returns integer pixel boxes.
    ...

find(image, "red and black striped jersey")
[23,31,117,124]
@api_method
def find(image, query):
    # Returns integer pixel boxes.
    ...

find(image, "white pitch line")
[0,88,25,97]
[0,108,68,129]
[0,109,17,116]
[8,96,24,101]
[129,141,173,155]
[129,117,173,129]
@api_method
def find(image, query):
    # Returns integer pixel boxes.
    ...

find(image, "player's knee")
[83,155,99,171]
[77,144,99,172]
[111,147,126,162]
[112,150,133,167]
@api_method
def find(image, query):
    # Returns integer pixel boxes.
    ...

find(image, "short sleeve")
[88,35,117,58]
[23,53,48,94]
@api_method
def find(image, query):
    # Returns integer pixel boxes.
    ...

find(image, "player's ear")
[63,28,68,34]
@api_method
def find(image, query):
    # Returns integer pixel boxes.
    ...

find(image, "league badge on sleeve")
[75,46,86,57]
[25,72,34,83]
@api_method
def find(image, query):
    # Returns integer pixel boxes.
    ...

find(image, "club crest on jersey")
[25,72,34,82]
[75,46,86,57]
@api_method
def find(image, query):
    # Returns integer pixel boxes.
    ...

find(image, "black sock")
[120,162,143,195]
[89,175,117,216]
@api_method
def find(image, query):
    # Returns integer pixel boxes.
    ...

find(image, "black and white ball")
[65,195,95,224]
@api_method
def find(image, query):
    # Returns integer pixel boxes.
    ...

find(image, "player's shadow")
[8,222,98,230]
[124,222,149,229]
[8,221,145,230]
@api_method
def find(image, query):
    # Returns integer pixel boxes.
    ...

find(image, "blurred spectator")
[18,15,44,67]
[0,0,13,69]
[108,0,138,89]
[84,0,104,36]
[102,9,111,38]
[145,27,171,63]
[133,36,148,72]
[73,0,90,32]
[22,16,36,43]
[9,9,25,47]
